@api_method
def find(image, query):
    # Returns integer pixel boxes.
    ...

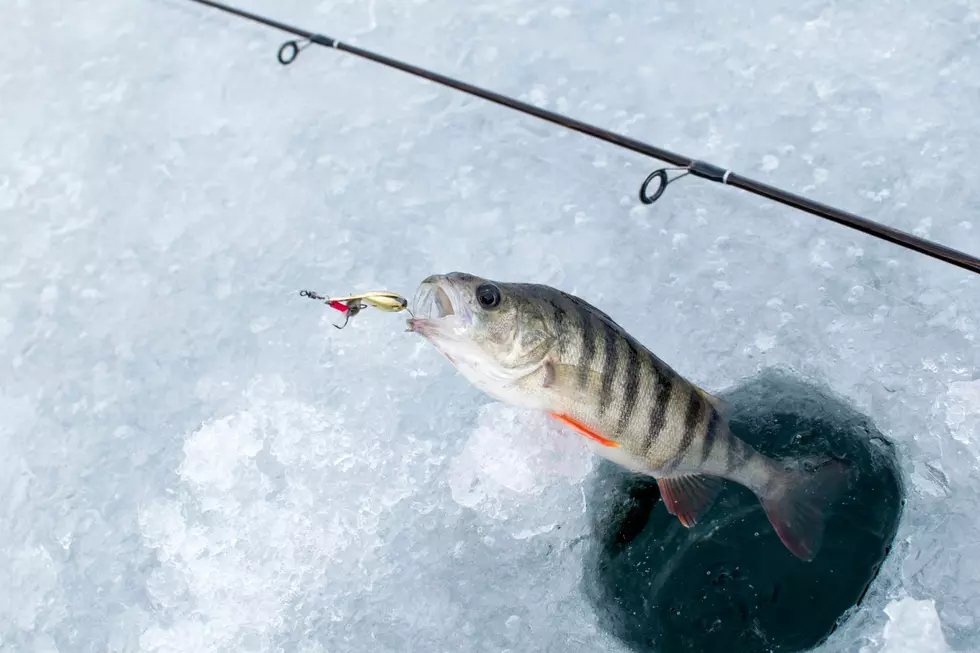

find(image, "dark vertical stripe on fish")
[644,370,673,455]
[549,301,567,361]
[577,307,597,388]
[551,299,565,334]
[599,321,620,414]
[616,340,641,435]
[665,389,702,470]
[699,410,720,465]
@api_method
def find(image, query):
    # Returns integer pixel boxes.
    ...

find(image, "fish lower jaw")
[406,316,458,335]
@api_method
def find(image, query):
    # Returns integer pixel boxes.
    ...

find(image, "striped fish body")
[513,287,774,492]
[408,273,851,561]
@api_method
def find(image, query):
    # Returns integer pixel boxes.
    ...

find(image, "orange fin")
[548,412,620,448]
[656,474,725,527]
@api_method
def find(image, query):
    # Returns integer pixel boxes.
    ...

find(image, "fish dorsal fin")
[557,290,631,337]
[657,474,726,527]
[694,385,728,414]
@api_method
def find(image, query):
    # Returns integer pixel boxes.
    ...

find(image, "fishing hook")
[638,167,691,205]
[300,289,359,328]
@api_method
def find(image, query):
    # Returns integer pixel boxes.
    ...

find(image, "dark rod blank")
[186,0,980,276]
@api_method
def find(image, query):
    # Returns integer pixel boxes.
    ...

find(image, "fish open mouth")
[412,278,456,321]
[406,277,464,339]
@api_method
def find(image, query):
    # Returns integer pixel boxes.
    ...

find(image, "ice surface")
[1,0,979,651]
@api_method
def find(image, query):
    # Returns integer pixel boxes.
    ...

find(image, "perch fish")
[407,272,850,561]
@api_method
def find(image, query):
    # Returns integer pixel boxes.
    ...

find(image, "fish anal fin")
[548,412,620,448]
[656,474,726,527]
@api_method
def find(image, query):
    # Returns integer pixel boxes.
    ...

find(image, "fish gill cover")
[0,0,977,652]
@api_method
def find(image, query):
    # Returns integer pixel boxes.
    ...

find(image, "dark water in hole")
[583,370,905,653]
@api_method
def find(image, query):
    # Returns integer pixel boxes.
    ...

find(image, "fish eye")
[476,283,502,309]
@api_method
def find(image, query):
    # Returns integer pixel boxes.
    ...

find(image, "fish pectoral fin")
[548,412,620,448]
[543,361,602,396]
[656,474,726,527]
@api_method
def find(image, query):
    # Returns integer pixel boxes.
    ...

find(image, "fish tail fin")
[759,457,852,562]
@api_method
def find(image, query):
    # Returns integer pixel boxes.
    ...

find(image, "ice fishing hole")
[582,370,904,653]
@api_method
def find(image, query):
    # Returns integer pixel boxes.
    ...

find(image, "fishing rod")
[185,0,980,277]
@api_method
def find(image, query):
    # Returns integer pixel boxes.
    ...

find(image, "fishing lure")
[300,289,409,329]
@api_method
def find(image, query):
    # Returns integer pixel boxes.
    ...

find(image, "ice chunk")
[447,403,594,538]
[0,544,60,633]
[137,375,446,651]
[942,380,980,456]
[882,598,950,653]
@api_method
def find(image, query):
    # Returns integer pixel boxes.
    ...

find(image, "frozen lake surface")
[1,0,978,651]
